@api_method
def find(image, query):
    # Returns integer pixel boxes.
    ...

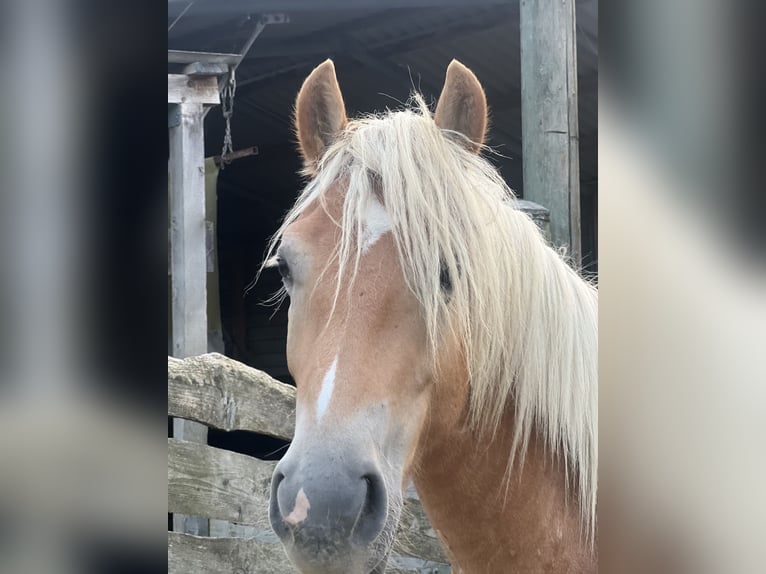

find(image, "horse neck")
[411,375,596,574]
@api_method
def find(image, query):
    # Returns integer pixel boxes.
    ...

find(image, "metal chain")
[220,67,236,168]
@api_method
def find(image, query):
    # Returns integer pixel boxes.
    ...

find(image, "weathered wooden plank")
[168,533,450,574]
[168,353,296,440]
[168,49,242,66]
[519,0,581,264]
[169,99,210,536]
[168,74,220,104]
[172,418,207,443]
[168,439,448,563]
[203,522,450,571]
[169,102,208,358]
[168,438,276,527]
[168,532,293,574]
[209,520,265,539]
[182,62,228,77]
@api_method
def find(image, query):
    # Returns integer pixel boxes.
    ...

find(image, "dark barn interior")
[168,0,597,460]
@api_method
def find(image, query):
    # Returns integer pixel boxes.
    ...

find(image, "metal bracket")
[198,11,290,122]
[234,13,289,74]
[260,13,289,25]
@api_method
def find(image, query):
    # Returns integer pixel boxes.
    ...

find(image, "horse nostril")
[269,470,289,537]
[353,472,388,544]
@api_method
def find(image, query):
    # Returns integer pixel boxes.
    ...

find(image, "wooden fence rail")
[168,353,450,573]
[169,531,290,574]
[168,353,295,439]
[169,438,275,527]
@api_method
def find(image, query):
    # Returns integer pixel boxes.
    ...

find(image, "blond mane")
[264,96,598,538]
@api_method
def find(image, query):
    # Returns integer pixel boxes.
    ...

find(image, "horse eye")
[277,257,292,282]
[439,265,452,294]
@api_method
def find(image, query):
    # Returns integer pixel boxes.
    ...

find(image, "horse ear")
[434,60,488,153]
[294,59,348,171]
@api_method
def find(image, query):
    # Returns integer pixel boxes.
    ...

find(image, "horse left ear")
[434,60,488,153]
[294,59,348,172]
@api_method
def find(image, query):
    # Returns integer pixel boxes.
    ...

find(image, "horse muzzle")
[269,447,391,573]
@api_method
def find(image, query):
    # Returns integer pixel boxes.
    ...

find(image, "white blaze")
[361,199,392,252]
[316,356,338,421]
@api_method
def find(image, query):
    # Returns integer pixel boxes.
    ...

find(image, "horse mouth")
[280,536,391,574]
[277,496,402,574]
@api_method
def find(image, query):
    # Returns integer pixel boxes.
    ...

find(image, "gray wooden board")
[169,99,211,536]
[168,49,242,66]
[183,62,228,77]
[167,74,220,104]
[168,532,292,574]
[519,0,581,263]
[168,353,296,440]
[168,533,450,574]
[169,438,275,527]
[169,102,209,359]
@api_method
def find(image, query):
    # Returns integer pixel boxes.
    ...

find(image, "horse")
[263,59,598,573]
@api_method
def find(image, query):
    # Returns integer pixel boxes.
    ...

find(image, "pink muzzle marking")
[284,487,311,526]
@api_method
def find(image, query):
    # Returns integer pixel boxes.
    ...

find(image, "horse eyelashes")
[277,258,291,279]
[277,257,293,290]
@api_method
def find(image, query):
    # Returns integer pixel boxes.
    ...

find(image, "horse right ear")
[294,59,348,173]
[434,60,488,153]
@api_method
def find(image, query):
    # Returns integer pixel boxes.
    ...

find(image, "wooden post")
[169,101,210,536]
[520,0,581,265]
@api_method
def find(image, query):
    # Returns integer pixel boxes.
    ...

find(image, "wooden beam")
[182,62,228,77]
[168,0,511,12]
[168,532,293,574]
[168,50,242,66]
[169,101,210,536]
[519,0,581,264]
[168,438,276,527]
[168,74,220,105]
[169,104,209,360]
[169,529,449,574]
[167,353,296,440]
